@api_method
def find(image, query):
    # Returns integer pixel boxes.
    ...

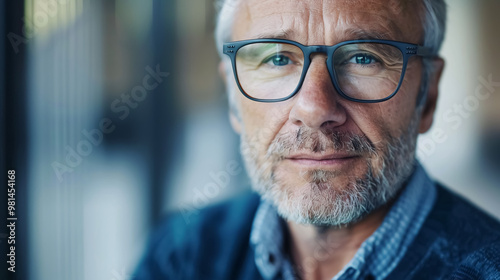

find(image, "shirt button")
[268,253,275,264]
[365,274,375,280]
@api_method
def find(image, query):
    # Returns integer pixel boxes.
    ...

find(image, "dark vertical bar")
[150,0,180,224]
[2,0,28,279]
[0,0,6,277]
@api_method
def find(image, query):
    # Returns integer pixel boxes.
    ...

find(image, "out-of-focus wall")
[26,1,170,279]
[418,0,500,219]
[478,0,500,171]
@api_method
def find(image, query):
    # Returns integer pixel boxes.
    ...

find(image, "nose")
[289,56,347,129]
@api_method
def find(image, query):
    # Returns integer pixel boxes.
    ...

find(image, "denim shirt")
[250,162,437,280]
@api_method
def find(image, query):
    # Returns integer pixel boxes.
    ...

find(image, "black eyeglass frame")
[223,39,433,103]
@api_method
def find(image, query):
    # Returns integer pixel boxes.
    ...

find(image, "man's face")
[225,0,441,226]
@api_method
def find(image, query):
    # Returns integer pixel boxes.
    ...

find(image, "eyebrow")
[343,28,395,41]
[255,30,292,40]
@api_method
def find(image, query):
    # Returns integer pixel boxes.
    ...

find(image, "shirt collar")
[249,162,437,280]
[250,200,285,279]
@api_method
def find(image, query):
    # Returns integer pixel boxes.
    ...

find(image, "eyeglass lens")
[234,42,404,101]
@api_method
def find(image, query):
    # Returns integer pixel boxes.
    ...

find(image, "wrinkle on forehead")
[331,11,404,42]
[333,0,419,14]
[232,0,423,44]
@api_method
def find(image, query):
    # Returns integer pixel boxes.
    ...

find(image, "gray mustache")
[267,128,376,158]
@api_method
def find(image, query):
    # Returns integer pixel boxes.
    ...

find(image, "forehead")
[231,0,423,45]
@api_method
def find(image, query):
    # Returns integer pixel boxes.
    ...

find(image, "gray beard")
[240,111,421,227]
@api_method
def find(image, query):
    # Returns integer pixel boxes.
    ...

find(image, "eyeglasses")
[223,39,432,103]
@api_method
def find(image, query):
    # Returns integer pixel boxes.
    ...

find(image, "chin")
[262,168,389,226]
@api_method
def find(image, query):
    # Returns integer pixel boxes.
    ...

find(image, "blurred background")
[1,0,499,279]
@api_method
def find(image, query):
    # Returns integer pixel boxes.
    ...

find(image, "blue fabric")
[134,168,500,280]
[250,163,436,280]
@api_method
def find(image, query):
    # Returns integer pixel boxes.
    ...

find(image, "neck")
[286,204,392,280]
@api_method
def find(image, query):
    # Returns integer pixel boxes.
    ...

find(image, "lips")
[285,152,360,167]
[286,152,358,161]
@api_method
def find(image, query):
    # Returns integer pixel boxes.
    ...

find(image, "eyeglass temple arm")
[417,46,434,57]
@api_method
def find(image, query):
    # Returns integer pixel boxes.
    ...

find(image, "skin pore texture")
[221,0,445,279]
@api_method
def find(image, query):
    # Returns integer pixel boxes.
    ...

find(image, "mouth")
[285,152,360,167]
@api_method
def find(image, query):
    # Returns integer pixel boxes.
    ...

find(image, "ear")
[419,58,445,133]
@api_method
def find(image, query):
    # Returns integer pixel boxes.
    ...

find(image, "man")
[136,0,500,279]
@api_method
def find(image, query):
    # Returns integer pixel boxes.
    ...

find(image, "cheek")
[399,61,423,106]
[344,86,419,149]
[237,92,291,150]
[366,63,422,137]
[345,104,391,148]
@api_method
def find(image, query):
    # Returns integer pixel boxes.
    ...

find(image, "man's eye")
[263,54,291,66]
[349,54,376,65]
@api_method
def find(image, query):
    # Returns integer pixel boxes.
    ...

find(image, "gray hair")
[419,0,447,106]
[215,0,447,110]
